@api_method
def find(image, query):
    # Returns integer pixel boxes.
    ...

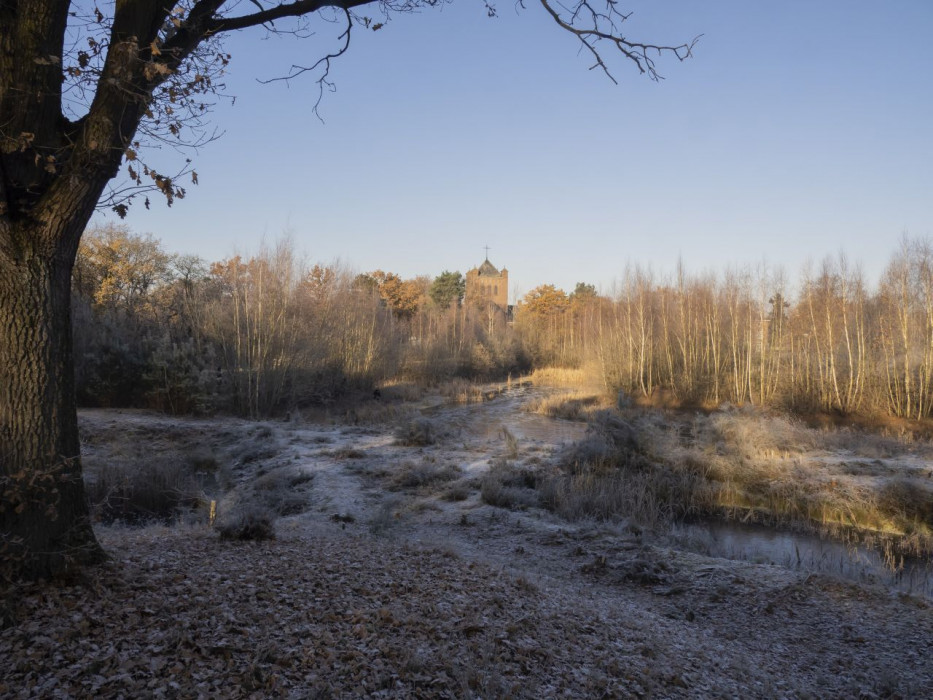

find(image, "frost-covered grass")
[437,378,488,404]
[536,411,712,529]
[79,411,302,527]
[543,404,933,555]
[389,459,462,491]
[480,459,540,511]
[523,391,610,422]
[654,407,933,551]
[80,414,230,525]
[87,458,204,525]
[77,383,933,559]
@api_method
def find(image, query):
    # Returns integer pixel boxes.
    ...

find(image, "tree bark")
[1,229,104,581]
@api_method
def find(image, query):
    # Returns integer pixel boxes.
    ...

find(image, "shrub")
[215,504,276,541]
[87,459,202,525]
[249,469,311,515]
[537,412,710,528]
[389,460,462,491]
[480,460,539,510]
[394,418,438,446]
[441,481,472,502]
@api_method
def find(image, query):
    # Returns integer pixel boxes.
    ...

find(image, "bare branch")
[538,0,699,82]
[30,0,697,222]
[208,0,374,34]
[257,8,354,120]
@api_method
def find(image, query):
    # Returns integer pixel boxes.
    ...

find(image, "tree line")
[515,238,933,420]
[75,226,933,421]
[72,225,526,417]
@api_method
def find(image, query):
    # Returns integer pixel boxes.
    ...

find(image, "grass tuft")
[389,460,462,491]
[537,411,710,528]
[524,391,610,422]
[437,378,487,404]
[394,418,439,446]
[481,460,540,510]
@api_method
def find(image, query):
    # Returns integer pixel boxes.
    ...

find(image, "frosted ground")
[3,384,932,697]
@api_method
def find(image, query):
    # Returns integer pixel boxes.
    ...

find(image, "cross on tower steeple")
[483,244,491,261]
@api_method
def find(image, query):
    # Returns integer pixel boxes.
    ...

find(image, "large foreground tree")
[0,0,695,580]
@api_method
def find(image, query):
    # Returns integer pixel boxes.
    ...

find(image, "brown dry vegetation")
[69,226,933,451]
[523,389,611,422]
[521,388,933,557]
[70,228,933,433]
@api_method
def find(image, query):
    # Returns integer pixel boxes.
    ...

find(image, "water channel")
[673,520,933,600]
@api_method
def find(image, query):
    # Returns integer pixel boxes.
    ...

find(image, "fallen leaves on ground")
[3,523,933,698]
[2,526,662,698]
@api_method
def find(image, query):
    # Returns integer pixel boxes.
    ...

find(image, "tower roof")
[477,259,499,276]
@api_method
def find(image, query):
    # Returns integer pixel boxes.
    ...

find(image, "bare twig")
[538,0,700,83]
[257,8,354,120]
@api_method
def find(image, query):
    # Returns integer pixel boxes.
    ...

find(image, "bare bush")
[248,469,312,516]
[537,413,710,528]
[215,504,276,541]
[481,460,540,510]
[394,418,439,446]
[389,460,462,491]
[87,459,202,525]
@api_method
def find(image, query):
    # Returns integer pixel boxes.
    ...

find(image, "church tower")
[465,252,508,311]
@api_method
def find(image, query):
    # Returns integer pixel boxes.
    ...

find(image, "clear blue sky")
[102,0,933,302]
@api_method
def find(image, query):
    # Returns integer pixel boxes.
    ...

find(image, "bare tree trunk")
[1,232,104,580]
[921,248,933,418]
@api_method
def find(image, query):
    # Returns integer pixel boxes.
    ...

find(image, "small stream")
[674,520,933,599]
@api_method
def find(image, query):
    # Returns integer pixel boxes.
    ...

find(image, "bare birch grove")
[73,230,933,421]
